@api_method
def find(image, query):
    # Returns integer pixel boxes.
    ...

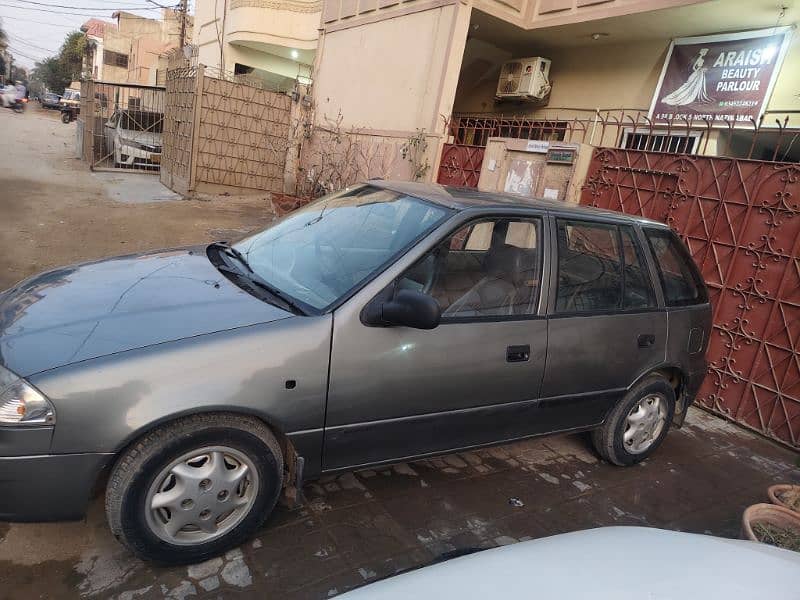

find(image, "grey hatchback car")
[0,181,710,563]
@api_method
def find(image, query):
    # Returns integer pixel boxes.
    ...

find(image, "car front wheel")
[106,413,283,564]
[591,374,676,466]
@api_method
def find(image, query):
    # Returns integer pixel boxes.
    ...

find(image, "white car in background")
[104,109,163,168]
[338,527,800,600]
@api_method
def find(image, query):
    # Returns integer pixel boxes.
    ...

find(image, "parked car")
[40,92,62,110]
[0,182,711,564]
[103,109,163,168]
[337,527,800,599]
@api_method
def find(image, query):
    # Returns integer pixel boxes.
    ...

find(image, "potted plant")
[742,503,800,552]
[768,484,800,514]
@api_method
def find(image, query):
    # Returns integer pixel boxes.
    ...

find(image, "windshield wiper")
[213,261,307,316]
[246,277,307,316]
[209,241,253,273]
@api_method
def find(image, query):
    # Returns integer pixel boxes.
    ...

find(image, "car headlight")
[120,138,145,151]
[0,365,55,425]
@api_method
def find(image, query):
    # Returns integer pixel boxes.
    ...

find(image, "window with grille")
[620,129,701,154]
[103,50,129,69]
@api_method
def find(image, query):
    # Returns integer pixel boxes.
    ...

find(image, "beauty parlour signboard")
[649,27,793,125]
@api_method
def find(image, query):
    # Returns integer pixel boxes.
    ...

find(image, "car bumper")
[118,145,161,167]
[0,453,112,521]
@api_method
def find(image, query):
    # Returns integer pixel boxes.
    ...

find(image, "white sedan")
[339,527,800,600]
[103,109,163,168]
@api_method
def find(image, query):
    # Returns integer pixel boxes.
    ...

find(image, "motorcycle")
[12,98,27,114]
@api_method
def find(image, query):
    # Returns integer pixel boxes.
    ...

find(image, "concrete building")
[83,10,193,86]
[191,0,799,189]
[194,0,319,91]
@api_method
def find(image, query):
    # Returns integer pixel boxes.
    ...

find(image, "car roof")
[369,180,667,228]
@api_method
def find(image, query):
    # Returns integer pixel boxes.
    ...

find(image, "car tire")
[105,413,284,565]
[591,374,676,467]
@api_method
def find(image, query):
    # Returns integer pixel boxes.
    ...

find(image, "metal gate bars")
[581,148,800,449]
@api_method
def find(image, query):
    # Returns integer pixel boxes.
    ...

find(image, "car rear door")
[642,227,712,414]
[540,216,668,431]
[323,214,550,471]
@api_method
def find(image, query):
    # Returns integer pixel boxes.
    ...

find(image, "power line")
[7,44,47,61]
[8,32,58,53]
[8,0,163,10]
[0,14,76,28]
[0,2,151,16]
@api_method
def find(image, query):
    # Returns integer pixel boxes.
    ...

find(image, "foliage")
[59,32,86,81]
[32,57,72,94]
[400,129,431,181]
[28,30,85,93]
[753,523,800,552]
[297,110,393,199]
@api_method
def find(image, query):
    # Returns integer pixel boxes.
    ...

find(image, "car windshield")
[233,185,450,312]
[118,111,164,133]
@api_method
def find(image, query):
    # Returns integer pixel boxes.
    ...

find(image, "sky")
[0,0,192,70]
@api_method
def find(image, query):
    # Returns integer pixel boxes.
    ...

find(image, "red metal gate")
[580,148,800,449]
[437,144,485,187]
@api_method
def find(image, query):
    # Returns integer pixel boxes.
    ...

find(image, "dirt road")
[0,106,275,290]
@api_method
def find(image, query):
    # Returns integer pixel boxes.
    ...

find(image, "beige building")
[194,0,318,91]
[83,10,193,86]
[190,0,799,192]
[315,0,798,174]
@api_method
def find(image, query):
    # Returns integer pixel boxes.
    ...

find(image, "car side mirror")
[363,289,441,330]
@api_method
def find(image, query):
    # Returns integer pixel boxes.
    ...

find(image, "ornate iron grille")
[581,148,800,448]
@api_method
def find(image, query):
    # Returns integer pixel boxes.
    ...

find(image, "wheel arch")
[629,364,688,427]
[92,407,298,498]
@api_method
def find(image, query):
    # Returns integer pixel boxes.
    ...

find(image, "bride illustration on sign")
[661,48,712,106]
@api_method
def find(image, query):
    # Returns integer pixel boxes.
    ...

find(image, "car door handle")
[507,345,530,363]
[638,334,656,348]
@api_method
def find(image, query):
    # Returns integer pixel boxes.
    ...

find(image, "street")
[1,106,799,600]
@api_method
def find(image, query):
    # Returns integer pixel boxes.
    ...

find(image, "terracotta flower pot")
[768,484,800,514]
[742,503,800,547]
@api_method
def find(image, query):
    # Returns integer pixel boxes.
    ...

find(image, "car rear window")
[644,228,708,307]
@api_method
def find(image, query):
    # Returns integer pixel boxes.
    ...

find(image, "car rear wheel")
[106,413,283,565]
[591,374,675,466]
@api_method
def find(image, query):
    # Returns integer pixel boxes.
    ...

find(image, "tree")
[32,57,71,93]
[59,31,86,81]
[29,30,85,93]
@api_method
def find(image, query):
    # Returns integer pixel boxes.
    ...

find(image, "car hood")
[119,129,162,147]
[338,527,800,599]
[0,248,292,377]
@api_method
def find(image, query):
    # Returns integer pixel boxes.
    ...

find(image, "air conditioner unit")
[496,57,552,101]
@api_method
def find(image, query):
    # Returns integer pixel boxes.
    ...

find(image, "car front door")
[323,214,550,471]
[540,217,667,431]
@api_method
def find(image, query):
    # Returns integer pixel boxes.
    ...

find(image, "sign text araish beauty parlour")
[650,27,793,124]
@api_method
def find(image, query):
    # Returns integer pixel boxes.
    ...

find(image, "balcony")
[225,0,321,51]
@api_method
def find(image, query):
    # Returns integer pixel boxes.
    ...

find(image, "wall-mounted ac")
[496,57,552,101]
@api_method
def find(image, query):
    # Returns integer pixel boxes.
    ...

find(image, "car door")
[323,214,550,470]
[540,216,667,431]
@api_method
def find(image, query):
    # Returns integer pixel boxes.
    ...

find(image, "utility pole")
[178,0,188,48]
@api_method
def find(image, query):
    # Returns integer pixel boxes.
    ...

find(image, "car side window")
[555,220,623,313]
[620,226,657,309]
[397,218,542,319]
[645,229,708,307]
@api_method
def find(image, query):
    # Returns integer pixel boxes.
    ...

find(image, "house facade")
[194,0,318,91]
[83,10,193,86]
[193,0,799,184]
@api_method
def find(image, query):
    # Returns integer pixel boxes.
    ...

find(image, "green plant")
[401,129,430,181]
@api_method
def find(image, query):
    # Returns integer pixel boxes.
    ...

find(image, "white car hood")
[338,527,800,600]
[118,128,162,147]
